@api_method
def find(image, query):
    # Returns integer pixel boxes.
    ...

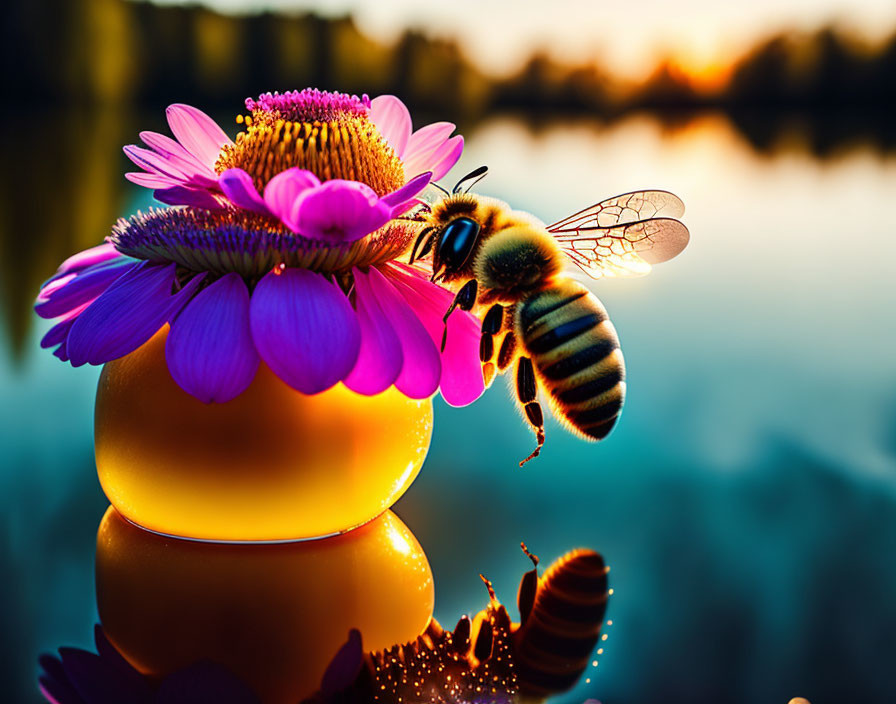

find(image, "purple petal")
[38,655,84,704]
[262,168,320,222]
[320,630,364,696]
[250,268,360,394]
[93,626,146,683]
[166,103,232,167]
[218,168,271,215]
[381,171,432,214]
[292,180,390,242]
[365,266,440,399]
[385,263,484,406]
[166,273,259,403]
[38,674,85,704]
[47,243,121,282]
[156,662,261,704]
[36,259,133,319]
[40,304,89,349]
[369,95,412,157]
[59,647,153,704]
[67,262,203,366]
[343,268,403,395]
[154,185,224,211]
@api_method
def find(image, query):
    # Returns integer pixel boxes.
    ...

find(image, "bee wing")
[557,218,690,280]
[548,190,685,231]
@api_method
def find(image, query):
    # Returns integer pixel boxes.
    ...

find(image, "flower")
[125,89,463,210]
[37,89,484,406]
[38,625,261,704]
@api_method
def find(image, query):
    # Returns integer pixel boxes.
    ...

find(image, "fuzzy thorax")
[474,226,564,301]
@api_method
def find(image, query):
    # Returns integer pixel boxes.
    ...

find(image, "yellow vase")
[94,327,433,541]
[96,506,434,704]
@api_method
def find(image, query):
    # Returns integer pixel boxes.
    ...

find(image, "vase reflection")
[94,506,434,704]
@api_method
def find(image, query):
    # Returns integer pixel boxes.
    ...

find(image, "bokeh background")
[2,1,896,703]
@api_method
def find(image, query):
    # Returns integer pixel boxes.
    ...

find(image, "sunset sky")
[151,0,896,81]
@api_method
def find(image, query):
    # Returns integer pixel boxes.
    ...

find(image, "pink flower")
[36,213,483,407]
[124,90,464,213]
[40,89,484,407]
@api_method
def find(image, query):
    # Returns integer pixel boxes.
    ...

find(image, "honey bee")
[410,167,689,465]
[304,544,610,704]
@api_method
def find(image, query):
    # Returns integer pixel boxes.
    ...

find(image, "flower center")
[214,89,405,196]
[111,207,419,282]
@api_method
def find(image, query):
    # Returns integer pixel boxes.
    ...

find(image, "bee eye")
[436,217,481,272]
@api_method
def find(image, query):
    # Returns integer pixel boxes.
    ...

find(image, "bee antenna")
[479,573,498,604]
[520,542,540,569]
[431,182,451,197]
[453,165,488,194]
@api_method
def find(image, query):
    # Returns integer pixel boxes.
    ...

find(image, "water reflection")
[4,112,896,704]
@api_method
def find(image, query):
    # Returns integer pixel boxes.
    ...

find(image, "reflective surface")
[96,506,434,703]
[4,113,896,704]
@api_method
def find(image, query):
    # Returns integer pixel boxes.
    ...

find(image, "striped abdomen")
[513,549,610,698]
[517,280,626,440]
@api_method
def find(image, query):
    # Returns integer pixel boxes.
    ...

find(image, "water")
[2,112,895,704]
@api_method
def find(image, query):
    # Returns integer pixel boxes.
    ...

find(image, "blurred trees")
[4,0,893,123]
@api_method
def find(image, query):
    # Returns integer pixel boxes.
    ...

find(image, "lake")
[2,111,894,704]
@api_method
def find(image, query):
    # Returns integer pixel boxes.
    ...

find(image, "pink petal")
[249,268,360,394]
[262,168,320,222]
[218,168,271,215]
[154,185,225,211]
[292,180,390,242]
[139,130,216,179]
[123,145,190,181]
[405,135,464,182]
[166,273,259,403]
[385,263,484,407]
[67,262,204,367]
[366,266,440,399]
[369,95,412,157]
[343,268,403,396]
[125,172,180,189]
[381,171,432,215]
[166,103,232,168]
[404,122,456,166]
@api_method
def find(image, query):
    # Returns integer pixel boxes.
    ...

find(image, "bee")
[409,167,689,465]
[304,544,610,704]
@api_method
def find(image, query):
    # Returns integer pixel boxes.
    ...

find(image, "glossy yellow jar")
[96,506,434,704]
[95,328,432,541]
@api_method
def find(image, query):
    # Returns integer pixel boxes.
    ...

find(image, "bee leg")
[497,331,518,371]
[516,356,546,466]
[441,279,478,352]
[479,303,505,387]
[409,226,434,264]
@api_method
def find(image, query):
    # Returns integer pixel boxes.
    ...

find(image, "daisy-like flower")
[39,626,261,704]
[124,88,463,210]
[36,89,483,406]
